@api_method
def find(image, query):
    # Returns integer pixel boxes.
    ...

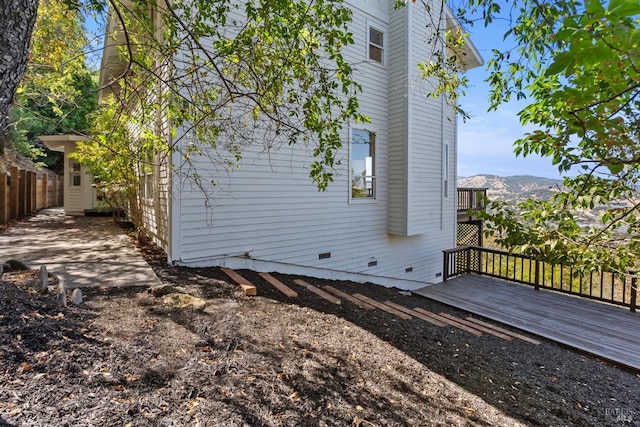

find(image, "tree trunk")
[0,0,39,155]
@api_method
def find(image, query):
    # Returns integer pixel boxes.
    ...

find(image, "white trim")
[404,5,412,227]
[443,142,450,199]
[366,19,386,67]
[168,147,182,264]
[443,5,483,70]
[367,25,385,65]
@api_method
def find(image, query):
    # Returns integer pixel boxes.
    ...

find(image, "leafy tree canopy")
[9,0,98,169]
[420,0,640,274]
[65,0,367,232]
[73,0,365,193]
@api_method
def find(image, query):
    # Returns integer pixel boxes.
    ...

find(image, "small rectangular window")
[141,152,154,201]
[69,159,81,187]
[369,27,384,64]
[443,143,449,198]
[351,129,375,199]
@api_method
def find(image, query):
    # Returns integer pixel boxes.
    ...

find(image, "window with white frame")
[69,159,81,187]
[368,26,384,64]
[443,143,449,198]
[140,152,154,201]
[351,129,376,199]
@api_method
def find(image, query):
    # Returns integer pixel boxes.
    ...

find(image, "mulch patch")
[1,236,639,426]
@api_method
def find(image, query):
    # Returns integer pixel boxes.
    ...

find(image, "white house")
[39,134,107,216]
[98,0,482,289]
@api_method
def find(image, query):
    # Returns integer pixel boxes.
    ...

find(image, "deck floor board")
[413,274,640,371]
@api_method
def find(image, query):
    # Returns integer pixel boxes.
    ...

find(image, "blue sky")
[457,16,563,179]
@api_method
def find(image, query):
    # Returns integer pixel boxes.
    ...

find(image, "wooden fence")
[0,166,63,225]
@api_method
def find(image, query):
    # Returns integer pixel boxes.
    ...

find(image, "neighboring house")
[39,134,107,216]
[97,0,482,289]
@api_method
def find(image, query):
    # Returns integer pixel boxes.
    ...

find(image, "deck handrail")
[457,188,487,213]
[443,245,637,312]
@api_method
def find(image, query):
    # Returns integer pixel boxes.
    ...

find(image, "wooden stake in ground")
[352,294,411,320]
[220,268,257,296]
[413,307,482,337]
[293,279,340,304]
[383,300,446,326]
[466,316,541,345]
[38,265,47,292]
[258,272,297,298]
[57,278,67,307]
[324,285,374,310]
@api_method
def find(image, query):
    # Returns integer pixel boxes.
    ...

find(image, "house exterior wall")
[139,151,169,249]
[160,0,478,289]
[62,143,96,215]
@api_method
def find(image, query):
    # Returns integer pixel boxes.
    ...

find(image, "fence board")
[0,173,7,224]
[1,167,61,223]
[10,167,19,219]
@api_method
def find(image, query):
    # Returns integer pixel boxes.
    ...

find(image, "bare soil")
[1,237,639,426]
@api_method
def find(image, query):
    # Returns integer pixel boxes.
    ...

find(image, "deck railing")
[457,188,487,213]
[443,245,638,312]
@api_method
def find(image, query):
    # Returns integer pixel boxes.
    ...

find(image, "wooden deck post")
[534,259,540,291]
[465,246,471,274]
[443,251,449,282]
[0,172,7,225]
[631,276,637,313]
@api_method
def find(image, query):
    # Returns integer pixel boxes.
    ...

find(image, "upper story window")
[351,129,376,199]
[368,27,384,64]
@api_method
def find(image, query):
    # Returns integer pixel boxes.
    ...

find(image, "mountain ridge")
[457,174,564,203]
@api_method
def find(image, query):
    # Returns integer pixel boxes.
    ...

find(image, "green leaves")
[434,0,640,273]
[607,0,640,17]
[8,0,98,165]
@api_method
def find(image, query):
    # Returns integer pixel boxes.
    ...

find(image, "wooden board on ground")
[293,279,340,304]
[324,286,374,310]
[220,268,257,296]
[467,316,541,345]
[352,294,411,320]
[258,272,297,298]
[413,307,482,337]
[438,313,512,341]
[383,301,446,327]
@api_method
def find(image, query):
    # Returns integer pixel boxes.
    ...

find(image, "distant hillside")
[458,174,564,203]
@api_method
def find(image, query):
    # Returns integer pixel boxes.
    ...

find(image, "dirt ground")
[1,235,639,426]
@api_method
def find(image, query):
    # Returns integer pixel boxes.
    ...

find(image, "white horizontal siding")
[404,0,453,236]
[386,4,409,235]
[169,1,458,288]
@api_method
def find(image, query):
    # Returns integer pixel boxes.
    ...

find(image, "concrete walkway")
[0,208,161,288]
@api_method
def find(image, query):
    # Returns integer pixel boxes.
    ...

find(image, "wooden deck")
[413,274,640,372]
